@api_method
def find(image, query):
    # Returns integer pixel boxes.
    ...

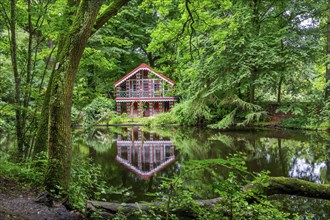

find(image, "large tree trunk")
[326,0,330,100]
[246,177,330,200]
[34,0,131,157]
[33,71,54,157]
[44,0,131,198]
[33,0,81,157]
[45,0,104,196]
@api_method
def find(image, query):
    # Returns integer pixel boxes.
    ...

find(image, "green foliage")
[0,153,47,187]
[143,112,177,127]
[142,0,327,128]
[280,101,330,130]
[276,103,305,116]
[82,96,115,130]
[172,100,212,126]
[135,156,298,219]
[71,105,82,126]
[68,158,127,212]
[209,96,267,129]
[0,102,16,132]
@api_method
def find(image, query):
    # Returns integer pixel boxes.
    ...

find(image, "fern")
[238,111,268,126]
[209,108,237,129]
[221,95,261,111]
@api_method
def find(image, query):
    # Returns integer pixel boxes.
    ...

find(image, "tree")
[1,0,62,159]
[9,0,24,158]
[73,0,157,109]
[326,0,330,100]
[142,0,327,127]
[41,0,130,199]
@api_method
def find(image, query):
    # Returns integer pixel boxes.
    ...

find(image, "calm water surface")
[73,126,330,218]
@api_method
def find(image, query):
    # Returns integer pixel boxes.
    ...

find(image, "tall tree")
[326,0,330,100]
[42,0,130,198]
[1,0,59,158]
[9,0,24,158]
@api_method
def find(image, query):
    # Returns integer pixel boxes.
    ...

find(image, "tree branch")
[92,0,131,35]
[0,2,10,29]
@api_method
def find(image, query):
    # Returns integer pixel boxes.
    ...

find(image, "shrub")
[68,158,128,212]
[0,154,47,187]
[82,96,115,130]
[150,112,177,126]
[172,100,212,126]
[140,156,299,220]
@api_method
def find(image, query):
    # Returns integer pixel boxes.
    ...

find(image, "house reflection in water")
[116,127,175,179]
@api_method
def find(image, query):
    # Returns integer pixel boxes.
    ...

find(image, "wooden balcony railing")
[117,90,174,98]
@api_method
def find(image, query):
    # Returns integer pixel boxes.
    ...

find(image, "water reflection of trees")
[73,127,116,154]
[150,127,329,184]
[72,126,330,202]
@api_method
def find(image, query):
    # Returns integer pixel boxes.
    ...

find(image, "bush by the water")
[82,97,115,130]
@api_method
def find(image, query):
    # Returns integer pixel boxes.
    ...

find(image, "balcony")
[116,90,174,98]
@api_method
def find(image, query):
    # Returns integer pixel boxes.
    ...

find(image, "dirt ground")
[0,177,84,220]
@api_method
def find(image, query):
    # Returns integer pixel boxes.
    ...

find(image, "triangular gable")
[114,63,176,87]
[116,155,176,180]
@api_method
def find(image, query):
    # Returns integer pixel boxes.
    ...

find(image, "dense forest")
[0,0,330,219]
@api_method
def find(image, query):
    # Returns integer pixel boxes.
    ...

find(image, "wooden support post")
[148,79,152,97]
[126,102,131,116]
[138,127,141,140]
[116,102,121,114]
[126,81,130,97]
[136,72,141,97]
[137,102,141,117]
[149,102,152,117]
[127,130,131,141]
[116,87,120,98]
[138,145,142,170]
[161,145,164,161]
[141,102,144,117]
[159,102,163,113]
[128,145,131,163]
[150,145,154,170]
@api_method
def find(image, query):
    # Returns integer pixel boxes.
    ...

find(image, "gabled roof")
[116,155,176,180]
[114,63,176,87]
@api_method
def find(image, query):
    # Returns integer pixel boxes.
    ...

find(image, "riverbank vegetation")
[0,0,330,219]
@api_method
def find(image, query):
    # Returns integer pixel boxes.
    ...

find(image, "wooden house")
[114,64,176,117]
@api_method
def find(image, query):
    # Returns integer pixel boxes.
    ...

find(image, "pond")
[73,126,330,218]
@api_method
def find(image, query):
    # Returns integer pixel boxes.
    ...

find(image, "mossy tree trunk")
[249,177,330,200]
[45,0,104,196]
[87,177,330,217]
[326,0,330,100]
[33,0,80,157]
[44,0,130,198]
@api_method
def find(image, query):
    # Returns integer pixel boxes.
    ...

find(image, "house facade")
[114,63,176,117]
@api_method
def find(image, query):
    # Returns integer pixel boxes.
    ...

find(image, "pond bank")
[0,177,83,220]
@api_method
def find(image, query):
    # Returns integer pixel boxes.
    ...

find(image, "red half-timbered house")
[114,64,176,117]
